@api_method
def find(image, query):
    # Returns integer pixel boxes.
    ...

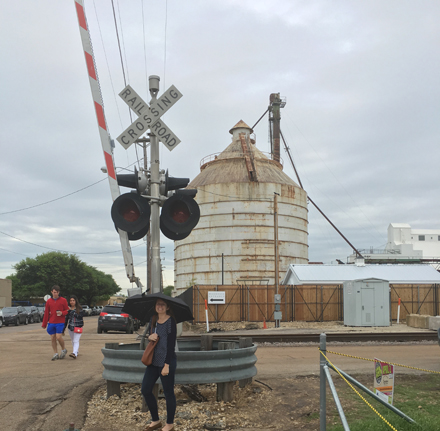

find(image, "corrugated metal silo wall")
[174,181,308,291]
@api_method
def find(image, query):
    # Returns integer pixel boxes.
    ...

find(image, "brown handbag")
[141,326,159,366]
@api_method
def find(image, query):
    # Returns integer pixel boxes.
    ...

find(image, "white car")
[81,305,92,316]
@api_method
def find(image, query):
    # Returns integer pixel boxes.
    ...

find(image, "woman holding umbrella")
[142,297,177,431]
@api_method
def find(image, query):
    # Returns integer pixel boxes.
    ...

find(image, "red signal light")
[170,202,190,223]
[120,200,140,222]
[160,193,200,241]
[111,192,151,237]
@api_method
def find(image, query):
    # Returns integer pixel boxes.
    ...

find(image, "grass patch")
[327,374,440,431]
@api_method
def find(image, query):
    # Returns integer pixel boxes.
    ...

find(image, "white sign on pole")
[117,84,182,151]
[208,291,226,304]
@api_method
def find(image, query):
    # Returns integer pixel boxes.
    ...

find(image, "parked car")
[97,304,138,334]
[36,306,45,320]
[2,306,29,326]
[91,306,100,316]
[23,306,41,323]
[0,310,3,328]
[81,305,92,316]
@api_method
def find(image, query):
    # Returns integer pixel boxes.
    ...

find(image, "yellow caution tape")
[325,349,440,375]
[319,350,399,431]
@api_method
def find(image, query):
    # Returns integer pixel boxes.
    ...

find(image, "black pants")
[141,358,177,424]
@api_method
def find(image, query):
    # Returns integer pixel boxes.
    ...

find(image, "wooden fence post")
[238,338,252,388]
[201,334,213,351]
[217,342,235,402]
[105,343,120,399]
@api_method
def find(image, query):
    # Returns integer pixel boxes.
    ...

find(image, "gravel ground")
[82,320,437,431]
[184,320,427,334]
[83,381,273,431]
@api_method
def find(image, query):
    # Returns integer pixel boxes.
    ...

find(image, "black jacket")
[64,309,85,332]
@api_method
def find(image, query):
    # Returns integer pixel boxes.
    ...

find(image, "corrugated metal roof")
[229,120,253,134]
[189,121,300,187]
[282,264,440,285]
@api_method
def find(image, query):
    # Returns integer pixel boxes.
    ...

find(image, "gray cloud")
[1,0,439,293]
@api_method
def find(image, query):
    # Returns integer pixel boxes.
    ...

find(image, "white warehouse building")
[348,223,440,266]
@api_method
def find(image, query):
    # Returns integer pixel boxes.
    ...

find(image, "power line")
[141,0,148,93]
[92,0,124,131]
[0,160,141,216]
[110,0,132,125]
[163,0,168,88]
[0,178,107,216]
[116,0,130,84]
[0,230,145,255]
[0,247,30,257]
[111,0,127,86]
[0,230,121,255]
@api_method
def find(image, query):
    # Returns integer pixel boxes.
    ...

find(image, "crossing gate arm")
[74,0,141,287]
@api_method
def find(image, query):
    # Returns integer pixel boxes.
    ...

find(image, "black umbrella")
[122,292,194,324]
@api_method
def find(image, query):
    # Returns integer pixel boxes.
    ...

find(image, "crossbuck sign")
[116,84,183,151]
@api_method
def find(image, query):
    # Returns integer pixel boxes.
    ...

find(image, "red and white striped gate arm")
[73,0,141,286]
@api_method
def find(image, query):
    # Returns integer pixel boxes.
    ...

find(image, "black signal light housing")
[111,192,151,236]
[160,190,200,240]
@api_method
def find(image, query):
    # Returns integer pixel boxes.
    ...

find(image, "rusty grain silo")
[174,120,308,292]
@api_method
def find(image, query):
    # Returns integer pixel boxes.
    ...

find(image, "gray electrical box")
[343,278,390,327]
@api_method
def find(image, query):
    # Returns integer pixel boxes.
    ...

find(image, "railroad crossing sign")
[116,84,182,151]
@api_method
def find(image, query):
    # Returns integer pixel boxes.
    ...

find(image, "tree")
[8,251,120,304]
[163,285,174,296]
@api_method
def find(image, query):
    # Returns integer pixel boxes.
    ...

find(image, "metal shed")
[281,263,440,322]
[343,278,390,327]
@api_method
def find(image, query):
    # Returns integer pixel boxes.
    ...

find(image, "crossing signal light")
[111,167,199,241]
[160,170,189,196]
[117,167,149,193]
[111,192,150,238]
[160,190,200,240]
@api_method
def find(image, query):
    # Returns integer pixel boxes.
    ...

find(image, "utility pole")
[274,193,279,295]
[274,192,281,328]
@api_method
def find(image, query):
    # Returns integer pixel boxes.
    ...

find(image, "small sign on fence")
[208,291,225,304]
[374,358,395,405]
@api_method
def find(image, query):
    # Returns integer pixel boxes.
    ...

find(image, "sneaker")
[59,349,67,359]
[51,353,59,361]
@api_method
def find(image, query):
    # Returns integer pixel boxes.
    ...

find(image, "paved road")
[0,318,439,430]
[0,316,139,431]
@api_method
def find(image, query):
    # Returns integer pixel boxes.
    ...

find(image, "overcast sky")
[1,0,439,296]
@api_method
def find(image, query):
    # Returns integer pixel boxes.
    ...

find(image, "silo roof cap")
[229,120,253,134]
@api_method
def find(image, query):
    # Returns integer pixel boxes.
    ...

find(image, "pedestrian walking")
[41,285,69,360]
[141,298,177,431]
[63,295,85,359]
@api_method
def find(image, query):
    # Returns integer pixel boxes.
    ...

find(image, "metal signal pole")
[149,75,162,294]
